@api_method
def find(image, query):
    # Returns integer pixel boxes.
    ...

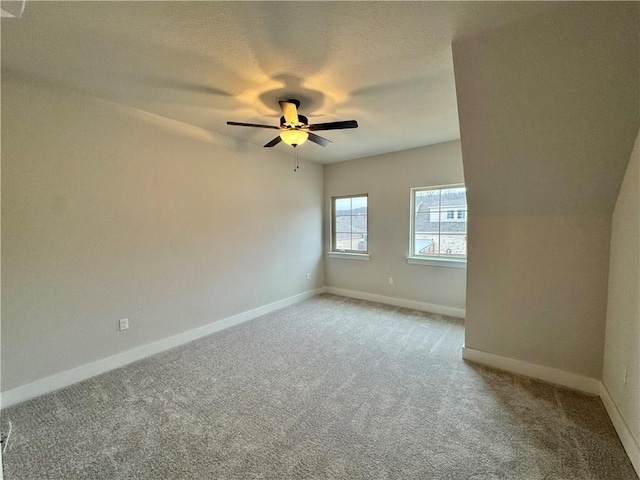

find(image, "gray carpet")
[1,294,637,479]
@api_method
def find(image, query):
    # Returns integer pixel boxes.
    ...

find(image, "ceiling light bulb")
[280,129,308,146]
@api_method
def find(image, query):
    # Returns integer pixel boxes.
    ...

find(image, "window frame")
[331,193,369,255]
[409,184,467,266]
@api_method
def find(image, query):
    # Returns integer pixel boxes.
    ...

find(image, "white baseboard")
[325,287,465,318]
[461,346,639,475]
[600,382,640,476]
[0,287,326,409]
[461,345,600,395]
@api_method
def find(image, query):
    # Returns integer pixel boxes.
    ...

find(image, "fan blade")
[227,121,280,129]
[307,120,358,131]
[279,100,299,126]
[264,136,282,148]
[307,132,333,147]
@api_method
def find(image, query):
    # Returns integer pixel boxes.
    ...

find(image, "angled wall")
[454,3,639,379]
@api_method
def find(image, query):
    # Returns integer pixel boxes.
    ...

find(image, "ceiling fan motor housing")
[281,115,308,128]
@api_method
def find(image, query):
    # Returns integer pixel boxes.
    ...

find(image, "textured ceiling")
[2,1,558,164]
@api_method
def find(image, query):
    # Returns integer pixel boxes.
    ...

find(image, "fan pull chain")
[293,146,300,172]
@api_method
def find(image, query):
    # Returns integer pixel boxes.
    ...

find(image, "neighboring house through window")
[410,185,467,260]
[332,194,368,253]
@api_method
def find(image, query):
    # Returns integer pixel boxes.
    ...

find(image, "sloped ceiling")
[1,1,559,164]
[453,2,639,216]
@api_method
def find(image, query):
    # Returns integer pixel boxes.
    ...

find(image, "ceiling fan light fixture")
[280,129,308,146]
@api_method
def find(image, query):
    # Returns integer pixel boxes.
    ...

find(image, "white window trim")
[328,252,370,261]
[406,256,466,268]
[409,183,467,263]
[331,193,369,255]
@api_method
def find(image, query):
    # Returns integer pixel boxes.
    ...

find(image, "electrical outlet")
[388,277,394,285]
[306,272,310,280]
[119,318,129,331]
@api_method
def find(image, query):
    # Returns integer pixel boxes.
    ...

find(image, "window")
[332,194,368,253]
[410,185,467,260]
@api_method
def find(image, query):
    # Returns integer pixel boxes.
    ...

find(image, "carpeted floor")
[1,294,637,479]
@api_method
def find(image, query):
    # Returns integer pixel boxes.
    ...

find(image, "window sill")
[328,252,370,261]
[406,256,467,268]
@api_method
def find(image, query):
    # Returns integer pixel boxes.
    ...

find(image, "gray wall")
[603,129,640,444]
[1,73,324,391]
[324,142,467,312]
[453,3,639,378]
[464,214,611,377]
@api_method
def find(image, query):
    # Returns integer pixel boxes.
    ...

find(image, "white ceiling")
[1,1,559,164]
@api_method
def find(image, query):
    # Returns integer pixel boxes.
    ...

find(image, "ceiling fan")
[226,99,358,149]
